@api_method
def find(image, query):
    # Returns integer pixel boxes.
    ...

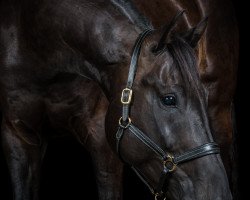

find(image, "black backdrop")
[233,0,246,198]
[0,1,244,199]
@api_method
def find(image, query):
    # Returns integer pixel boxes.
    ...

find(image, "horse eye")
[161,95,177,106]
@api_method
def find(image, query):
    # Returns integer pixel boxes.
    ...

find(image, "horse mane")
[110,0,152,30]
[167,37,207,102]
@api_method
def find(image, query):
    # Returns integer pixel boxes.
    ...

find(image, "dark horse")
[0,0,236,199]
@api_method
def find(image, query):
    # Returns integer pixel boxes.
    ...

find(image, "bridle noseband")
[115,29,220,199]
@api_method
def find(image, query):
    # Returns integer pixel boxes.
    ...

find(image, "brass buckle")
[121,88,133,104]
[119,117,132,129]
[164,154,177,172]
[155,193,166,200]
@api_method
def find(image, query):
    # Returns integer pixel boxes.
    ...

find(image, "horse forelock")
[167,37,206,99]
[142,35,206,104]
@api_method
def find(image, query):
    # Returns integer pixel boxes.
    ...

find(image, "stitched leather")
[174,143,220,164]
[122,105,129,121]
[121,29,153,122]
[155,166,169,195]
[131,166,155,194]
[116,127,124,154]
[129,123,166,159]
[126,29,152,88]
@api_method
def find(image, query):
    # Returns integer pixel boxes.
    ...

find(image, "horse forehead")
[138,50,181,86]
[153,52,175,77]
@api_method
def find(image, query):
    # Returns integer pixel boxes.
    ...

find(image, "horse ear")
[182,17,208,48]
[153,10,186,52]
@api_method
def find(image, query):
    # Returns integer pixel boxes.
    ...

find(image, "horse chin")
[164,172,195,200]
[163,170,233,200]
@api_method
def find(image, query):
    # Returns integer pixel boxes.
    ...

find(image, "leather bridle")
[115,29,220,199]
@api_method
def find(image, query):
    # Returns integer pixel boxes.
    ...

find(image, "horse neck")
[92,26,140,101]
[82,14,146,100]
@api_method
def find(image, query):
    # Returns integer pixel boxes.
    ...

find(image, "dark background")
[0,1,244,199]
[233,0,246,199]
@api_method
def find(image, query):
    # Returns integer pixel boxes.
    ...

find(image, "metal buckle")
[121,88,133,104]
[119,117,132,129]
[155,193,166,200]
[164,154,177,172]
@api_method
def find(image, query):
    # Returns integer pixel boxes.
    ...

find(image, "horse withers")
[0,0,232,199]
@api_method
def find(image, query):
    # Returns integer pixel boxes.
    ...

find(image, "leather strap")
[117,122,220,165]
[124,126,219,195]
[126,29,152,89]
[116,127,125,156]
[129,123,166,159]
[131,166,155,194]
[117,121,220,196]
[174,143,220,164]
[121,29,153,122]
[155,166,169,196]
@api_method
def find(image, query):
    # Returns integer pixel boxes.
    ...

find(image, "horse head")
[106,12,232,200]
